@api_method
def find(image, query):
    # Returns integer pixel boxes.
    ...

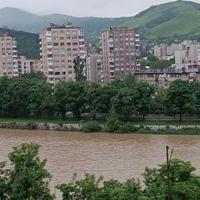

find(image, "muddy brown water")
[0,129,200,197]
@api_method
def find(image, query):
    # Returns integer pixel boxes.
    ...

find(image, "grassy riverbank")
[1,117,200,125]
[137,127,200,135]
[0,117,200,135]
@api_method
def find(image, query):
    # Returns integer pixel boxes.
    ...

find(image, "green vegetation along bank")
[1,119,200,135]
[1,72,200,134]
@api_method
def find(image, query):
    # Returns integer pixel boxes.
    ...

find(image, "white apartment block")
[40,23,86,85]
[100,27,140,84]
[0,34,18,77]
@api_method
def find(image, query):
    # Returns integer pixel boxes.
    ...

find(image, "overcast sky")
[0,0,199,17]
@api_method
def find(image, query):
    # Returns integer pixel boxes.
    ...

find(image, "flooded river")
[0,129,200,196]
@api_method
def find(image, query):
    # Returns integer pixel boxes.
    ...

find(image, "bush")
[80,121,102,133]
[106,110,121,133]
[118,122,139,133]
[26,122,37,130]
[107,114,139,133]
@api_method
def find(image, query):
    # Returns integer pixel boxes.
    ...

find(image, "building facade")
[0,34,18,77]
[17,56,31,75]
[174,41,200,72]
[154,43,177,60]
[30,59,43,73]
[100,27,140,84]
[134,69,199,87]
[86,54,102,83]
[40,23,86,85]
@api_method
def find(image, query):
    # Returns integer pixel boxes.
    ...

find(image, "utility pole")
[166,146,173,200]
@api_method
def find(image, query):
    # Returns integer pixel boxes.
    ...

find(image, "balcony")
[48,67,54,72]
[46,32,52,37]
[46,38,52,43]
[79,38,85,42]
[47,62,53,66]
[47,45,53,48]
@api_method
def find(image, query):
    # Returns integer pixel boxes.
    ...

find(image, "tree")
[8,143,54,200]
[55,81,87,120]
[59,174,142,200]
[111,87,136,120]
[0,162,9,200]
[59,174,102,200]
[0,77,12,117]
[0,73,51,118]
[141,54,174,69]
[73,56,86,82]
[95,84,118,114]
[86,83,102,119]
[165,80,193,121]
[26,79,52,117]
[190,82,200,117]
[54,81,69,119]
[40,92,57,119]
[152,86,166,115]
[134,82,154,121]
[143,159,200,200]
[123,73,136,89]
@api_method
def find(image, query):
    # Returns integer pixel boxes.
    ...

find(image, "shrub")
[106,110,121,133]
[81,121,102,133]
[26,122,37,130]
[118,122,139,133]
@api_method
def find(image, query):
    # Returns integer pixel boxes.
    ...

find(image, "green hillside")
[124,0,200,40]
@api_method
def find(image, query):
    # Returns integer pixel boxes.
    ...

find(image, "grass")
[1,118,200,126]
[0,117,80,124]
[0,117,200,135]
[130,120,200,125]
[137,128,200,135]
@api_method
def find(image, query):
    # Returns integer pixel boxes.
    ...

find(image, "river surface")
[0,129,200,196]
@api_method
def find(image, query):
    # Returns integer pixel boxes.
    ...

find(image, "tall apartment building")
[86,54,102,83]
[40,23,86,85]
[100,27,140,84]
[0,34,18,77]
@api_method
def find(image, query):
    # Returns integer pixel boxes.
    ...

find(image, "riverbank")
[1,118,200,135]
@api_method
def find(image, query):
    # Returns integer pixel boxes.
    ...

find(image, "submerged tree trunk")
[179,113,182,121]
[142,114,145,121]
[92,113,96,120]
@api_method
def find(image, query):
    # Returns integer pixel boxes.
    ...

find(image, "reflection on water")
[0,129,200,195]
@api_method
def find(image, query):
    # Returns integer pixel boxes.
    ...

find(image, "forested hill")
[0,28,39,59]
[124,0,200,41]
[1,1,200,43]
